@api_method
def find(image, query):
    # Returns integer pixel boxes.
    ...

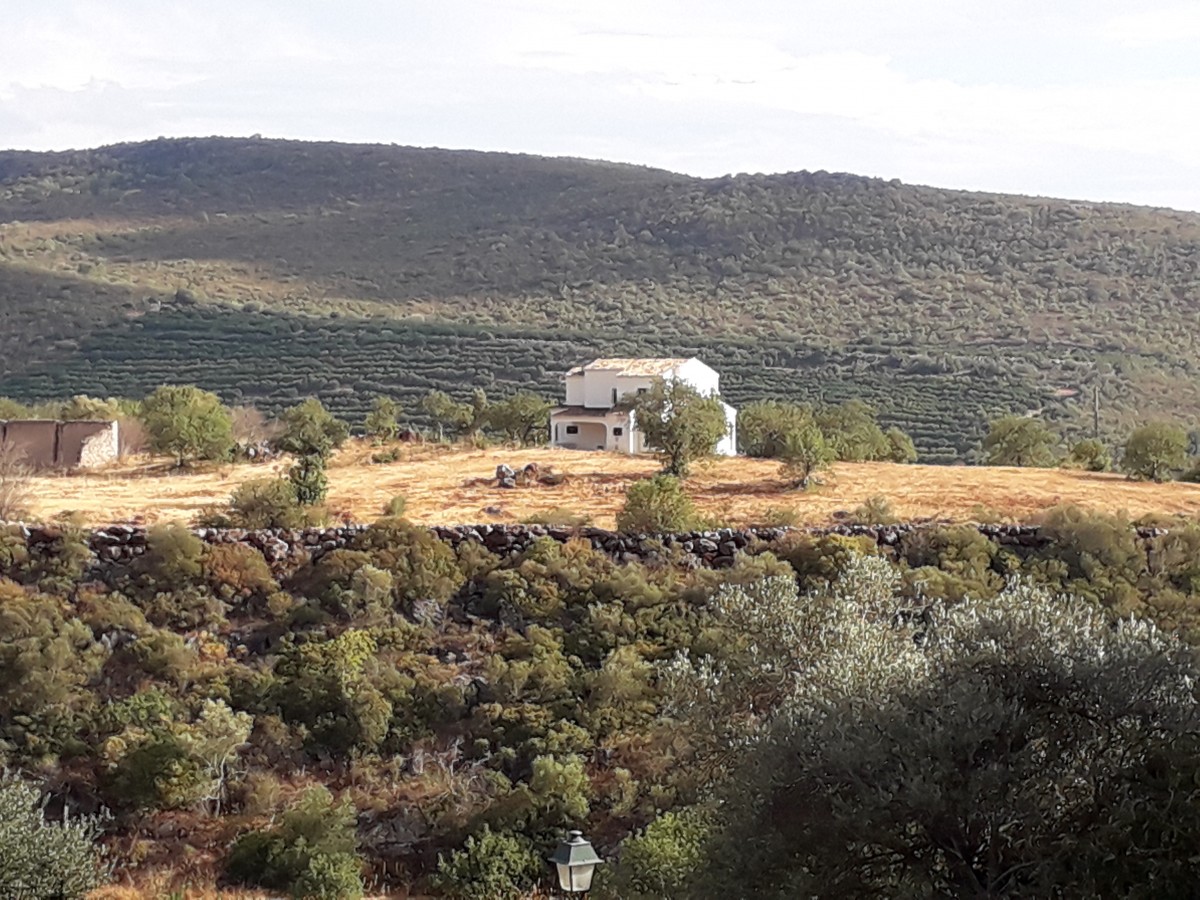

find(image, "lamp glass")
[556,861,597,892]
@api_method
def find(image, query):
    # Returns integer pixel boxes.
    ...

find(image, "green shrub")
[382,495,407,517]
[603,806,713,900]
[224,477,311,528]
[371,447,402,464]
[617,476,697,533]
[137,522,205,591]
[849,494,898,525]
[105,734,209,811]
[227,786,363,900]
[0,775,107,899]
[1065,439,1112,472]
[350,519,464,610]
[204,543,278,600]
[431,826,542,900]
[521,506,593,527]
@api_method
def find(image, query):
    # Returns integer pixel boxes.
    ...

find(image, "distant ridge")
[2,136,1199,461]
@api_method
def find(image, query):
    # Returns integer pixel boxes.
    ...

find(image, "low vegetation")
[4,509,1200,895]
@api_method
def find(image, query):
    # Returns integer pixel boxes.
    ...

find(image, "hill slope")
[3,137,1200,461]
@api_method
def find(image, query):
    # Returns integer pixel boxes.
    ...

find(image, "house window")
[637,387,647,394]
[566,425,579,435]
[613,427,623,436]
[612,388,619,405]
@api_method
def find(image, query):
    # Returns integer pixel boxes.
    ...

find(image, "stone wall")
[7,521,1168,576]
[0,420,119,469]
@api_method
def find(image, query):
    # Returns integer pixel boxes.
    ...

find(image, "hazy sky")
[4,1,1200,210]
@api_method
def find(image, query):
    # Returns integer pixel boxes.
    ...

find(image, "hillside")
[3,137,1200,461]
[23,445,1200,529]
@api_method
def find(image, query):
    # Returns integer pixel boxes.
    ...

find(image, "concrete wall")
[0,420,119,469]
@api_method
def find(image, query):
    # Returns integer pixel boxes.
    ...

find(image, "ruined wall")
[0,420,119,469]
[4,521,1167,576]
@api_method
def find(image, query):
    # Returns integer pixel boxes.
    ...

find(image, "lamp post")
[549,829,603,896]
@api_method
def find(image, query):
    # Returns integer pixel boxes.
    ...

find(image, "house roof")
[564,357,693,377]
[550,405,630,418]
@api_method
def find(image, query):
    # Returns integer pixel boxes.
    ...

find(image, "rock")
[496,464,515,480]
[497,476,516,489]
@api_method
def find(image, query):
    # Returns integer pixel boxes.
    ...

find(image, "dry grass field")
[25,443,1200,529]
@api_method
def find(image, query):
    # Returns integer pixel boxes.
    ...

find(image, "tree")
[778,423,832,488]
[421,390,473,441]
[363,396,400,444]
[272,397,350,459]
[630,378,728,477]
[981,415,1057,467]
[678,563,1200,899]
[140,385,234,465]
[272,399,349,506]
[1122,423,1188,482]
[0,775,107,899]
[738,400,814,458]
[488,391,552,445]
[816,400,890,461]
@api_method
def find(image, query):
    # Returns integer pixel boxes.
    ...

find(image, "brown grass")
[23,443,1200,529]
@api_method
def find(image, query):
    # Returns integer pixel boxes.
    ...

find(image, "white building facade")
[548,357,737,455]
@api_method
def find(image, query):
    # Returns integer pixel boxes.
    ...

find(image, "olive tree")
[272,398,350,505]
[630,378,728,477]
[0,775,107,899]
[1122,422,1189,482]
[669,561,1200,899]
[140,384,234,465]
[981,415,1057,466]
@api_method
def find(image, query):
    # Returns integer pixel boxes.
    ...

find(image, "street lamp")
[549,829,603,894]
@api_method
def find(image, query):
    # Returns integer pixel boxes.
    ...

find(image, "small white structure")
[549,357,737,455]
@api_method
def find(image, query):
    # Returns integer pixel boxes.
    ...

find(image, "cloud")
[1,1,1199,210]
[1097,5,1200,46]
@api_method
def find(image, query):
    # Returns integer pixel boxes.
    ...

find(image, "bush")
[603,807,712,900]
[1065,438,1112,472]
[350,519,464,610]
[849,494,898,525]
[382,495,407,518]
[617,475,697,533]
[0,775,107,899]
[521,506,592,527]
[227,786,363,900]
[204,543,277,599]
[224,477,312,529]
[431,826,542,900]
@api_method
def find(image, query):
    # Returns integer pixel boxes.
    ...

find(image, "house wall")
[676,358,721,396]
[564,374,585,406]
[1,420,119,469]
[716,402,738,456]
[552,419,608,450]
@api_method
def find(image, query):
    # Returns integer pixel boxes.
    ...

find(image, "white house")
[548,357,737,455]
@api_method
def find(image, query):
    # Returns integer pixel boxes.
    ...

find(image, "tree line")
[982,414,1200,482]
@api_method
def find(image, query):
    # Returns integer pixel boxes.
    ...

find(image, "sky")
[3,1,1200,211]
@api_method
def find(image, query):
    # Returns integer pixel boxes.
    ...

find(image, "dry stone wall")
[8,521,1169,576]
